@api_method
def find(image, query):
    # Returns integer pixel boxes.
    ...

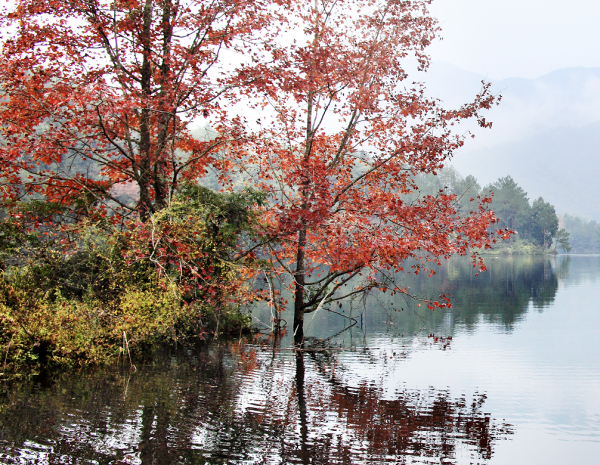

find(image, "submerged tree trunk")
[293,228,307,346]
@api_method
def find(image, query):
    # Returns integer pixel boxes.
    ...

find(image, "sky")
[427,0,600,79]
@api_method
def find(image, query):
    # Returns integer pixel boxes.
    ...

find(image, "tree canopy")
[222,0,504,344]
[0,0,277,220]
[419,170,570,253]
[483,177,564,250]
[486,176,530,232]
[0,0,509,348]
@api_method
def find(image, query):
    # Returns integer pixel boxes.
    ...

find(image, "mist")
[418,62,600,220]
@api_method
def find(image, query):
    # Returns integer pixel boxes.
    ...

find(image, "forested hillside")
[416,168,570,253]
[562,215,600,253]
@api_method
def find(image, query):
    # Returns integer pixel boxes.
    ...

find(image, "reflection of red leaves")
[426,333,453,350]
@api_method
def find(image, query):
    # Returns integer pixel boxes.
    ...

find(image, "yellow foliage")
[0,275,199,378]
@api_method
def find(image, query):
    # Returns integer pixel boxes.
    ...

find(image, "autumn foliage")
[0,0,273,219]
[223,0,503,342]
[0,0,505,361]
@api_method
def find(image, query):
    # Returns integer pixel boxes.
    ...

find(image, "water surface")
[2,255,599,464]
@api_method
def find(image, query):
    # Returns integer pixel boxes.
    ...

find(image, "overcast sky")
[427,0,600,79]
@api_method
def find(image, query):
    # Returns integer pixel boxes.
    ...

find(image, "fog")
[418,62,600,221]
[427,0,600,80]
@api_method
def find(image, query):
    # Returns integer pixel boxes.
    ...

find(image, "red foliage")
[0,0,277,219]
[219,0,505,341]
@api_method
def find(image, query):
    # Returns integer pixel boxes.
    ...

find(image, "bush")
[0,185,264,378]
[484,238,547,255]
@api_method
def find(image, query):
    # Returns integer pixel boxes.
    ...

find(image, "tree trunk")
[138,0,154,221]
[153,0,175,211]
[293,227,307,346]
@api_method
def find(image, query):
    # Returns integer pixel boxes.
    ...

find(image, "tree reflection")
[0,257,575,463]
[0,343,513,464]
[296,352,310,465]
[250,256,568,340]
[287,350,513,464]
[447,255,560,327]
[347,255,568,336]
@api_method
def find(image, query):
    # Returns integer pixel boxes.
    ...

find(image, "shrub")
[0,184,264,378]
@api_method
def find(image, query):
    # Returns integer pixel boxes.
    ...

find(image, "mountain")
[418,62,600,220]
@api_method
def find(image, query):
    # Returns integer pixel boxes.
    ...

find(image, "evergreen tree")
[555,228,572,253]
[486,176,531,234]
[562,214,600,253]
[529,197,559,248]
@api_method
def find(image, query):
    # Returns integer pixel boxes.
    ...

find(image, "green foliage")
[174,184,266,253]
[0,184,262,379]
[413,166,483,218]
[416,170,568,252]
[562,214,600,253]
[479,237,547,255]
[481,178,564,250]
[0,273,189,374]
[528,197,559,248]
[555,228,572,253]
[0,200,66,268]
[485,176,530,232]
[125,184,266,303]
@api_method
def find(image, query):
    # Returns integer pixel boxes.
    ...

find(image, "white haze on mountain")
[427,0,600,80]
[418,62,600,221]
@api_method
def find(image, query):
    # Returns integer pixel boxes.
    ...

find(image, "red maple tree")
[0,0,506,344]
[0,0,274,221]
[226,0,504,343]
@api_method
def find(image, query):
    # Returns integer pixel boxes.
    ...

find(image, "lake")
[1,254,600,464]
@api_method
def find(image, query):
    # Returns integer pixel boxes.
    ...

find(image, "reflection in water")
[272,256,568,344]
[438,255,562,328]
[294,350,513,464]
[357,255,565,336]
[4,255,600,464]
[0,343,513,464]
[2,256,568,464]
[296,352,310,465]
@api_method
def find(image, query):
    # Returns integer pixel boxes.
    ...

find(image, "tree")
[413,167,483,217]
[484,177,565,251]
[486,176,530,234]
[562,214,600,253]
[555,228,572,253]
[232,0,503,344]
[528,197,559,248]
[0,0,275,221]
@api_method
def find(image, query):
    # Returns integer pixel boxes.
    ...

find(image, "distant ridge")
[418,62,600,220]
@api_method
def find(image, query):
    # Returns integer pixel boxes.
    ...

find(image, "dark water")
[2,255,600,464]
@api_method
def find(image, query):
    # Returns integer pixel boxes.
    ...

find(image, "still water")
[1,255,600,464]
